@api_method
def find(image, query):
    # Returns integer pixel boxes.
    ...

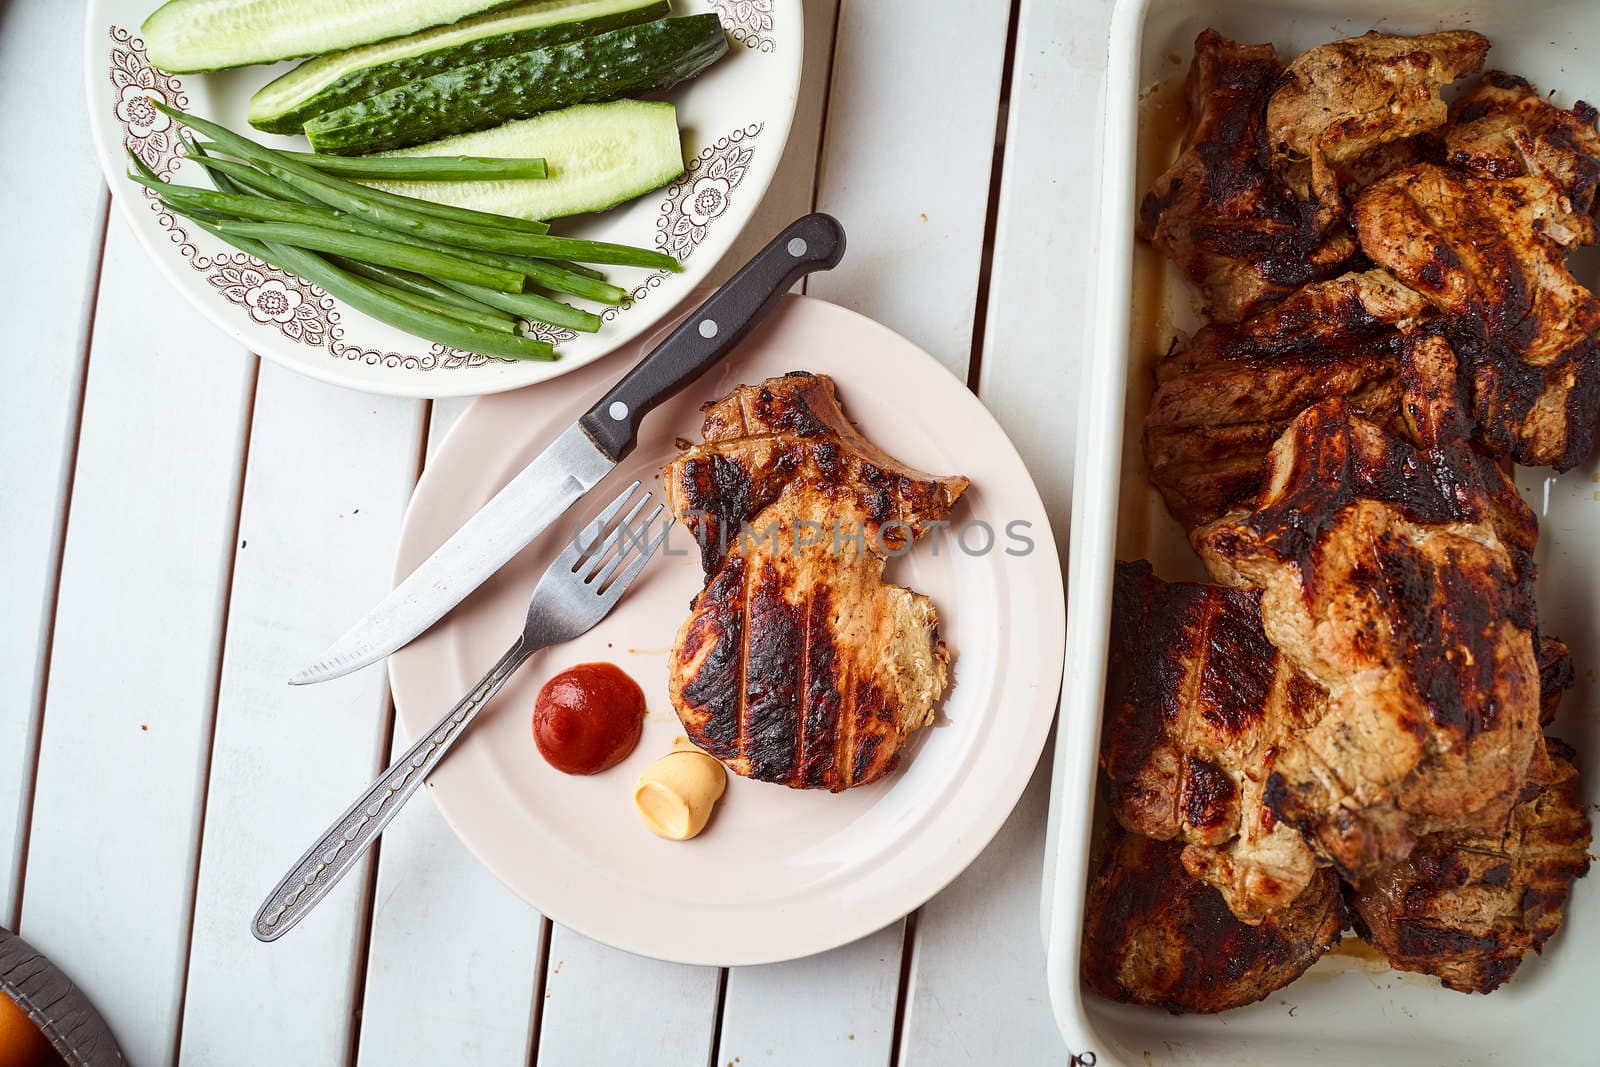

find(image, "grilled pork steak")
[1103,561,1327,922]
[1446,72,1600,215]
[1351,738,1592,993]
[1354,163,1600,469]
[1145,270,1427,529]
[665,374,967,791]
[1138,30,1358,324]
[1193,400,1542,881]
[1117,25,1595,1008]
[665,373,968,573]
[1266,31,1488,214]
[1082,825,1343,1013]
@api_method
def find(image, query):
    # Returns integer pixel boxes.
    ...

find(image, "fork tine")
[597,515,674,603]
[561,480,642,568]
[593,503,667,589]
[580,492,654,582]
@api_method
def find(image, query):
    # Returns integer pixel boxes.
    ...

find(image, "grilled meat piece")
[1446,71,1600,214]
[669,483,949,791]
[1350,739,1592,993]
[1103,561,1327,921]
[1193,400,1542,881]
[1139,30,1357,324]
[1082,825,1343,1013]
[665,374,966,792]
[1267,31,1488,213]
[1537,635,1575,726]
[1354,162,1600,469]
[665,372,968,573]
[1145,271,1426,528]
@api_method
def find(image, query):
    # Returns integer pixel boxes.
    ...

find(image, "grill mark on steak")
[743,558,801,782]
[799,584,843,789]
[1081,826,1343,1013]
[677,554,748,760]
[1183,756,1238,833]
[1197,591,1278,735]
[1350,741,1591,993]
[668,374,967,574]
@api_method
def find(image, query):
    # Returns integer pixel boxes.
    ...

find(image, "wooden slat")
[18,218,256,1067]
[806,0,1014,378]
[898,0,1114,1060]
[707,0,840,289]
[974,0,1113,535]
[535,928,720,1067]
[718,926,904,1067]
[355,398,546,1067]
[178,363,424,1065]
[529,1,853,1061]
[0,0,111,927]
[354,745,547,1066]
[896,755,1060,1064]
[707,3,1018,1061]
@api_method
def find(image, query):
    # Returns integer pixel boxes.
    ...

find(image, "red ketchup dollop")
[532,663,646,775]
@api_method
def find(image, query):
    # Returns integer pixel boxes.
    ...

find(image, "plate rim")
[82,0,804,399]
[389,294,1068,965]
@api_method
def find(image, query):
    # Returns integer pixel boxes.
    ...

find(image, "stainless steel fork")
[252,481,671,942]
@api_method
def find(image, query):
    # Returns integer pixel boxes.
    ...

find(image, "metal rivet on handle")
[787,237,808,257]
[608,401,629,421]
[698,319,719,339]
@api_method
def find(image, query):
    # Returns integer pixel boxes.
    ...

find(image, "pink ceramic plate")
[389,295,1065,965]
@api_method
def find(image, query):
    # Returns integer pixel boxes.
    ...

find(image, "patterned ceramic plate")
[84,0,801,397]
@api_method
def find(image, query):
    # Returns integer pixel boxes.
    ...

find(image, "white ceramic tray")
[1044,1,1600,1064]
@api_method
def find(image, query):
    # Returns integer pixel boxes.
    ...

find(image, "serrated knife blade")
[290,213,847,685]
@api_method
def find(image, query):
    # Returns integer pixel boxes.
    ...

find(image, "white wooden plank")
[807,0,1013,377]
[0,0,112,928]
[17,217,255,1067]
[423,397,475,462]
[718,925,904,1067]
[529,2,850,1061]
[536,927,720,1067]
[897,750,1059,1066]
[899,0,1115,1061]
[709,0,840,288]
[709,3,1016,1060]
[178,362,425,1066]
[355,397,546,1067]
[975,0,1114,538]
[355,738,547,1067]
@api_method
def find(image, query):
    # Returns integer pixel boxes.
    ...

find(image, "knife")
[291,213,847,685]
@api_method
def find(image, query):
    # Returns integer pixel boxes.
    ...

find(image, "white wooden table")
[3,2,1110,1062]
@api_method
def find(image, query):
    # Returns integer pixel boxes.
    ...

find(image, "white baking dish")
[1043,1,1600,1064]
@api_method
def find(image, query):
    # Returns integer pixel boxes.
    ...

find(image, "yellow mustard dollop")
[634,741,727,840]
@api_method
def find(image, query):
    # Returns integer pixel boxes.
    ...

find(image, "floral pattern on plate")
[709,0,777,52]
[603,122,766,321]
[656,124,764,264]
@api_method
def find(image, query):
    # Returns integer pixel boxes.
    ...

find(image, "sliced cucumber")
[305,14,728,155]
[366,99,684,221]
[143,0,531,73]
[248,0,668,134]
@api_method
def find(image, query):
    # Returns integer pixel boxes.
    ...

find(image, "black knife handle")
[578,213,846,462]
